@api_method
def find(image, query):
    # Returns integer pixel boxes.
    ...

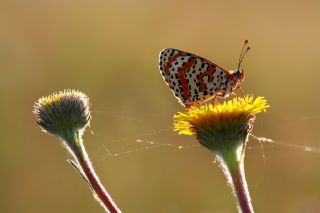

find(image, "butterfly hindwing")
[159,48,231,108]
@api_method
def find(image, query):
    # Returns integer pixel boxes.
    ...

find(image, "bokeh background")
[1,0,320,212]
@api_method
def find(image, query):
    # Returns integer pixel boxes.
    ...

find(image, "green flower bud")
[33,89,91,144]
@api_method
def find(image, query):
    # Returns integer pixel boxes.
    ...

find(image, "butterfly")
[158,40,250,109]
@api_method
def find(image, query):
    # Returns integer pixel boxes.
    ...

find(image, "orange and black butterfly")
[159,40,250,109]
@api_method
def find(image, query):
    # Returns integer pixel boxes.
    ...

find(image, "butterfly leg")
[238,86,246,98]
[212,96,218,105]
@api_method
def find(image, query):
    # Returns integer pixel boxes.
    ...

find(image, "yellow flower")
[174,96,269,136]
[173,96,269,212]
[174,96,269,169]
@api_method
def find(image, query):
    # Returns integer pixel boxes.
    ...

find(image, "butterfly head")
[234,69,245,84]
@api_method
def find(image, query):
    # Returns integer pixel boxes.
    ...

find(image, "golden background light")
[1,0,320,212]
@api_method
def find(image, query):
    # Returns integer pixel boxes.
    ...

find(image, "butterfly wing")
[159,48,231,108]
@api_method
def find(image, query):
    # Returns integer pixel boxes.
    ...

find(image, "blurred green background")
[1,0,320,212]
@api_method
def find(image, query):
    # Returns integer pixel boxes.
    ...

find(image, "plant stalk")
[218,146,254,213]
[73,131,121,213]
[229,161,253,213]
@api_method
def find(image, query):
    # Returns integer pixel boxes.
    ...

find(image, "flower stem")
[73,132,121,213]
[229,162,253,213]
[217,146,254,213]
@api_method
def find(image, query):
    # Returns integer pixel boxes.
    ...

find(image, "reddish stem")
[229,163,253,213]
[76,147,121,213]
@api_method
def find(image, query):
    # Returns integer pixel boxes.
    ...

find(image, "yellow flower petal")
[173,96,269,136]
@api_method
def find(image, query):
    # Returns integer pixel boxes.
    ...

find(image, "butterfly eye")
[235,70,241,78]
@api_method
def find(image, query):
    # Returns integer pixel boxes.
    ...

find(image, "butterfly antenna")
[237,40,249,70]
[239,47,250,69]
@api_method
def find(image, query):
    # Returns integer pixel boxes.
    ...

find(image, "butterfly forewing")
[159,48,231,108]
